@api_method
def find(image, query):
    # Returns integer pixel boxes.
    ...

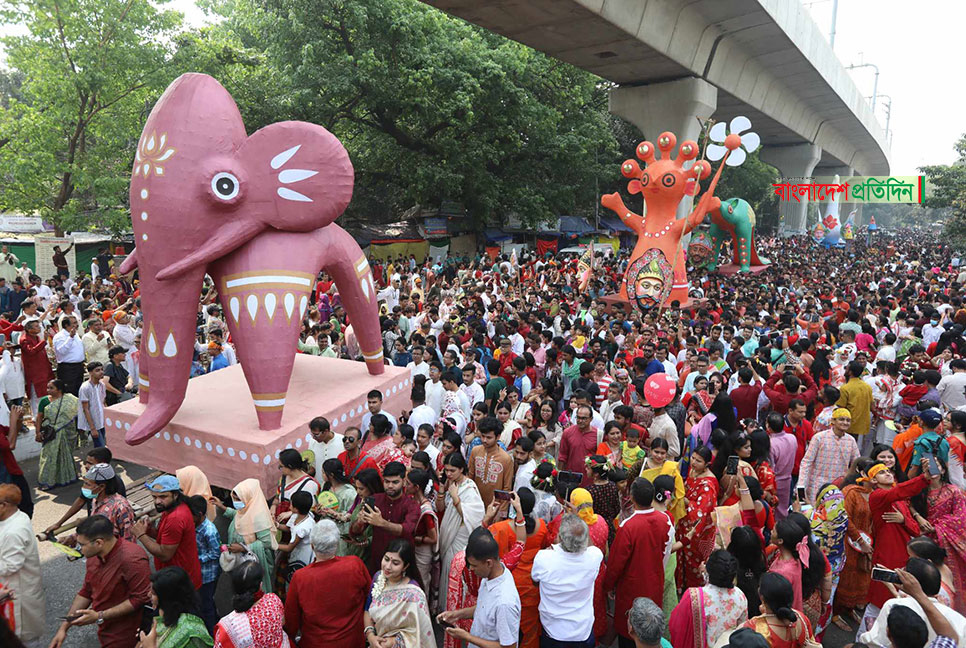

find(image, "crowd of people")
[2,232,966,648]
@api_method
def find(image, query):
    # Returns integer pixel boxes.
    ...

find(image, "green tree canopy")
[920,133,966,249]
[0,0,184,234]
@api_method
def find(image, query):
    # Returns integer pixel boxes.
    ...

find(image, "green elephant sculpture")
[707,197,770,272]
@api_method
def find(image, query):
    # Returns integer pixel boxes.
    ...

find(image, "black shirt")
[104,363,129,406]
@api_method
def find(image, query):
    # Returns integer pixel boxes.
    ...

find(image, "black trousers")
[58,361,84,395]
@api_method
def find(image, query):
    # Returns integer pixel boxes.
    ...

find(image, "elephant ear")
[240,121,355,232]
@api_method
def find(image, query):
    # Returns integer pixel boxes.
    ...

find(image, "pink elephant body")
[209,225,384,430]
[124,73,356,444]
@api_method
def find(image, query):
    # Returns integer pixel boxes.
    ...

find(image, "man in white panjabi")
[0,484,46,647]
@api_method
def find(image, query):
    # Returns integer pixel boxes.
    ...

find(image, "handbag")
[39,398,69,445]
[219,546,258,572]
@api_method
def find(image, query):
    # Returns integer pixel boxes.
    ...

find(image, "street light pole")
[877,94,892,141]
[847,62,879,111]
[829,0,838,48]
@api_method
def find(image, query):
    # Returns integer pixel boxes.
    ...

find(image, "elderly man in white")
[0,484,45,647]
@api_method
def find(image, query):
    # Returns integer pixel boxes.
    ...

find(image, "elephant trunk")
[125,269,207,444]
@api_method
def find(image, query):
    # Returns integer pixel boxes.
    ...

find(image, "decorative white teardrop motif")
[284,293,295,320]
[277,187,313,203]
[299,296,308,318]
[147,331,158,355]
[278,169,318,183]
[246,295,258,322]
[271,145,301,170]
[264,293,277,319]
[229,297,240,323]
[162,333,177,358]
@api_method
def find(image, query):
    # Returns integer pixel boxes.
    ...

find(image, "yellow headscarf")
[175,465,215,520]
[232,478,278,549]
[570,488,598,526]
[863,463,889,483]
[832,408,852,419]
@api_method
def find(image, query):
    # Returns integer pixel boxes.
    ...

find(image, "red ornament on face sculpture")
[601,129,740,309]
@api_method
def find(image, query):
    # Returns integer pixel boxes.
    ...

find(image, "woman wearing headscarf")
[833,457,875,625]
[176,466,215,520]
[806,485,848,638]
[213,479,278,594]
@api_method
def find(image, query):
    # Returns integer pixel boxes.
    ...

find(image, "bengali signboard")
[772,176,924,204]
[0,214,45,233]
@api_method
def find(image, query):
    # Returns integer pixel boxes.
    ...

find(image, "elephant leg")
[734,223,753,271]
[126,269,208,444]
[320,225,385,374]
[707,224,725,271]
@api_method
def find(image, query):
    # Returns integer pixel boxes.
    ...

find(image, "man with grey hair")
[627,598,669,648]
[283,519,371,646]
[531,514,603,648]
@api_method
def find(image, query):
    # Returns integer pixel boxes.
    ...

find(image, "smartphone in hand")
[493,490,514,502]
[726,455,740,475]
[871,567,902,584]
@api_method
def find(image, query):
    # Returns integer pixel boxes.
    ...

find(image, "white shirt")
[937,372,966,411]
[308,433,344,477]
[531,545,604,641]
[407,404,437,431]
[876,344,896,364]
[407,361,430,379]
[460,381,485,406]
[509,332,526,356]
[470,567,521,648]
[361,408,397,437]
[418,442,440,465]
[426,380,444,416]
[514,458,536,491]
[78,379,106,431]
[859,595,966,647]
[285,515,316,567]
[52,328,85,363]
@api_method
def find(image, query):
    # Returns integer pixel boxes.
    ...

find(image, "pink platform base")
[109,355,412,494]
[714,263,769,276]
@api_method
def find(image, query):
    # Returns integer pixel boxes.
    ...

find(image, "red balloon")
[643,373,677,408]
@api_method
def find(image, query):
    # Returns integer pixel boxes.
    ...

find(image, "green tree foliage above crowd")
[920,134,966,249]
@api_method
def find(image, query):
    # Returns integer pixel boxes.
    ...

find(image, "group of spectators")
[2,231,966,648]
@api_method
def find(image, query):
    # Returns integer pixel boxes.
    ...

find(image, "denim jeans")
[92,428,106,447]
[198,581,218,634]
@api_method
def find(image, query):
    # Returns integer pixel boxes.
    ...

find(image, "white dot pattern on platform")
[195,440,202,449]
[263,455,271,465]
[163,432,171,441]
[251,454,259,464]
[227,448,235,457]
[205,442,212,451]
[125,423,131,431]
[216,445,224,454]
[304,433,311,443]
[106,418,113,427]
[295,439,302,448]
[173,434,181,443]
[239,450,247,460]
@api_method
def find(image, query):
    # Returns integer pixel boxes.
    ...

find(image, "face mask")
[931,320,939,326]
[81,487,96,499]
[232,500,246,510]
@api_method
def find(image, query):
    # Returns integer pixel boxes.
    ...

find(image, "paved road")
[20,449,859,648]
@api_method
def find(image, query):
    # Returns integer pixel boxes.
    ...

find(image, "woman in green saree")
[138,566,213,648]
[213,478,278,593]
[34,378,80,489]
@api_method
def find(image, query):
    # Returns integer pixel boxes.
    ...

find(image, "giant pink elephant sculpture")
[120,73,381,445]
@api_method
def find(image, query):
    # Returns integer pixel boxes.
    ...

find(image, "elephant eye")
[661,173,676,188]
[211,172,240,200]
[639,174,649,187]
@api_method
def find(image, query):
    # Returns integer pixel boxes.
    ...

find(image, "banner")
[536,238,558,257]
[428,242,449,261]
[33,236,76,279]
[485,246,500,262]
[0,214,45,233]
[368,240,429,263]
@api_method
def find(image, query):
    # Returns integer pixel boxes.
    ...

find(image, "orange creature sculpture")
[600,130,741,308]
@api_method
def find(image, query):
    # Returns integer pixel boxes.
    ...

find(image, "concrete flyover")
[420,0,891,231]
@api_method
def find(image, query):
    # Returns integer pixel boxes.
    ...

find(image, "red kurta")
[604,509,673,638]
[868,474,929,608]
[19,333,54,396]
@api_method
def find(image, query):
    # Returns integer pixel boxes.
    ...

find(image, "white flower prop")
[706,116,760,167]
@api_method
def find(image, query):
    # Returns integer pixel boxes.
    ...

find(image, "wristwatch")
[97,611,104,625]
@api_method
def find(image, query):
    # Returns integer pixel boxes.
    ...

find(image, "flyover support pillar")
[760,144,822,235]
[609,77,718,220]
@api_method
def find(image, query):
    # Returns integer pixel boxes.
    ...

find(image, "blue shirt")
[195,518,221,584]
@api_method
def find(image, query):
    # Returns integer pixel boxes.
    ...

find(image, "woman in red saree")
[750,429,779,507]
[925,461,966,613]
[676,447,719,591]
